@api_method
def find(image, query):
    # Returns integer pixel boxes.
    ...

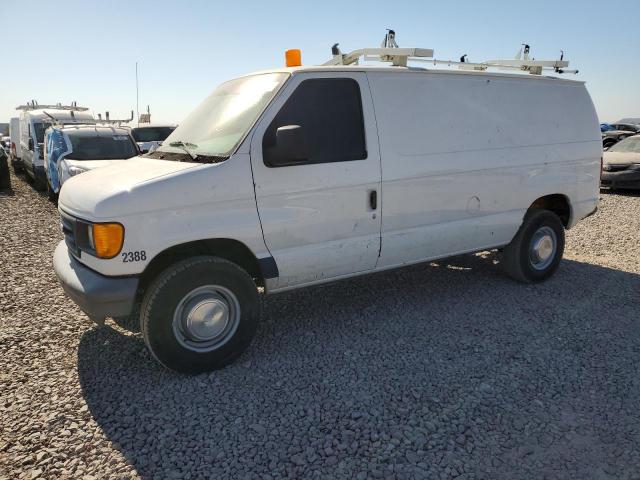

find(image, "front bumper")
[601,168,640,190]
[53,241,139,323]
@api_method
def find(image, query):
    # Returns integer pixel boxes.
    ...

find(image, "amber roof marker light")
[285,49,302,67]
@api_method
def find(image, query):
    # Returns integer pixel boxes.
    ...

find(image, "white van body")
[9,117,20,167]
[54,65,601,372]
[19,109,94,188]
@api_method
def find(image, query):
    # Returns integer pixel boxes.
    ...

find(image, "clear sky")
[1,0,637,124]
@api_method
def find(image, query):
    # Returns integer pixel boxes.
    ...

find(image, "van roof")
[247,64,585,85]
[21,109,94,121]
[53,125,130,136]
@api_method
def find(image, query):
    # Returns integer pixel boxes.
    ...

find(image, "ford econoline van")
[53,49,601,373]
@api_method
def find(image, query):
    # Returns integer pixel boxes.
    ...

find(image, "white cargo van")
[16,102,93,189]
[53,43,601,373]
[43,125,139,201]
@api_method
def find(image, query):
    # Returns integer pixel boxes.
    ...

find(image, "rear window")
[131,127,175,143]
[67,135,138,160]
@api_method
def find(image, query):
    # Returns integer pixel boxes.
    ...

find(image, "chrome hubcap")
[172,285,240,352]
[529,226,557,270]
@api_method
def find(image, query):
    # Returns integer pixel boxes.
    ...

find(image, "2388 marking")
[122,251,146,262]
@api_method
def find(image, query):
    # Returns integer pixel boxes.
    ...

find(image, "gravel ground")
[1,169,640,480]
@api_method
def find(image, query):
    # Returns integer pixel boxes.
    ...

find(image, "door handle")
[369,190,377,210]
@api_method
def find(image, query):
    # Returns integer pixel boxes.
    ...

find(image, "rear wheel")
[0,155,11,191]
[501,209,565,283]
[140,256,261,374]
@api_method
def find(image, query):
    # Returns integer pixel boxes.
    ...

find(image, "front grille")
[59,210,79,257]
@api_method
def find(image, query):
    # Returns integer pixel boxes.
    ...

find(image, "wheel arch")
[528,193,572,228]
[137,239,275,303]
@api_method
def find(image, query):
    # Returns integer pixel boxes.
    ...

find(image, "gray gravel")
[1,169,640,479]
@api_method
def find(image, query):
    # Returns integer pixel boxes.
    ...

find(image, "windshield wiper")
[168,141,198,160]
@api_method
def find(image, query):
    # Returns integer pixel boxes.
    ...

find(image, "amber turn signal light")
[285,49,302,67]
[92,223,124,259]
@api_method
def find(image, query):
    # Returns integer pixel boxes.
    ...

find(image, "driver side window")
[262,78,367,167]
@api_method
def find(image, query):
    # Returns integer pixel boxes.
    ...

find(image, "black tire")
[33,174,46,191]
[0,155,11,191]
[46,180,58,203]
[501,209,565,283]
[140,256,261,374]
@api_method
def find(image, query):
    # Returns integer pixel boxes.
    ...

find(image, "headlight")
[68,165,88,176]
[77,221,125,259]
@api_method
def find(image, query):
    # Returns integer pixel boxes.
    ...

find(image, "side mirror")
[28,138,34,151]
[268,125,308,167]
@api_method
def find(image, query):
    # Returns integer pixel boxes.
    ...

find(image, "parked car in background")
[601,123,635,149]
[44,125,139,201]
[17,103,94,190]
[601,135,640,190]
[608,123,640,134]
[129,124,176,153]
[9,117,21,172]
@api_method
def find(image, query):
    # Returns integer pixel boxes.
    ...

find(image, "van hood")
[59,156,203,219]
[65,158,128,171]
[603,151,640,166]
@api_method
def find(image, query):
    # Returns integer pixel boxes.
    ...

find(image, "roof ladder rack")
[324,30,578,75]
[15,100,90,111]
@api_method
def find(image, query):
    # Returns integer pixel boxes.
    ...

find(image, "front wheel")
[33,169,46,191]
[501,209,565,283]
[140,256,261,374]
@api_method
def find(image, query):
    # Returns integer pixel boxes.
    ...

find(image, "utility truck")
[44,124,139,201]
[16,102,93,190]
[43,110,136,201]
[53,33,601,373]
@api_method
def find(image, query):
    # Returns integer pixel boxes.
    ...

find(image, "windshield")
[158,73,288,158]
[34,122,52,143]
[609,136,640,153]
[67,134,138,160]
[131,126,176,142]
